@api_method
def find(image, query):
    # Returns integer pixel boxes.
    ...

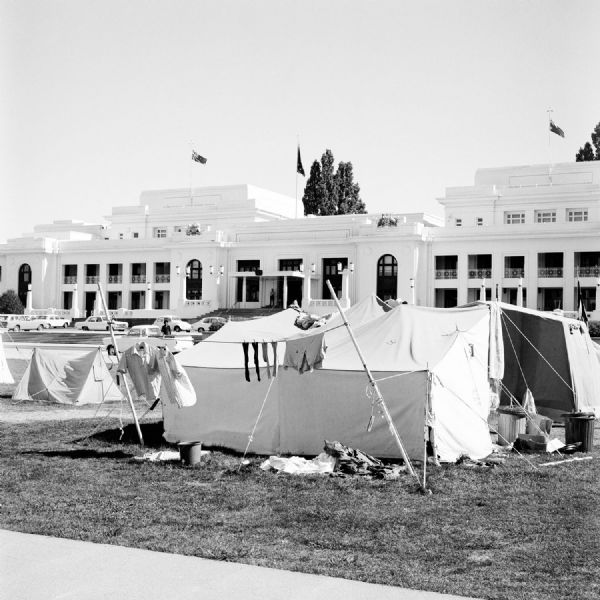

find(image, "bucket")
[563,413,596,453]
[179,442,203,466]
[526,414,553,436]
[497,406,527,446]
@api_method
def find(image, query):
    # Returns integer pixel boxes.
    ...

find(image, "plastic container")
[179,442,203,466]
[497,406,527,446]
[526,414,553,436]
[563,413,596,453]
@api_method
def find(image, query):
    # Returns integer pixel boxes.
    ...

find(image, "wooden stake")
[325,280,421,485]
[97,283,144,446]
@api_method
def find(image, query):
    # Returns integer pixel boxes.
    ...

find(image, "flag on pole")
[549,120,565,138]
[192,151,207,164]
[297,146,305,176]
[577,281,589,325]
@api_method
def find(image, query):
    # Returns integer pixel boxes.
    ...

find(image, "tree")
[576,142,595,162]
[575,121,600,161]
[302,149,366,216]
[0,290,24,314]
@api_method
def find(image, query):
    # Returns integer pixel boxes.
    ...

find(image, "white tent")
[164,298,494,462]
[12,347,123,404]
[0,336,14,385]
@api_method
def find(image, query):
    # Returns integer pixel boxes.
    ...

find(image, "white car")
[103,325,194,356]
[7,316,46,331]
[152,315,192,333]
[75,315,128,331]
[44,315,71,328]
[192,316,227,332]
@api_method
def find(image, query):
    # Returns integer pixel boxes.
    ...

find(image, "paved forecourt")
[0,530,481,600]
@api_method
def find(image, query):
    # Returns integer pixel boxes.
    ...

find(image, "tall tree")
[302,161,322,216]
[336,161,366,214]
[575,121,600,161]
[302,149,366,216]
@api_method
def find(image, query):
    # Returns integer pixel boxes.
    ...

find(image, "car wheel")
[14,325,20,332]
[106,325,110,331]
[63,322,69,328]
[82,326,89,331]
[107,345,116,356]
[174,326,181,332]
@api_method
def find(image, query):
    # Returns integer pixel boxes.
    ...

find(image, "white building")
[1,161,599,320]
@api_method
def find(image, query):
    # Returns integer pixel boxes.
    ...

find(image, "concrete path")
[0,530,480,600]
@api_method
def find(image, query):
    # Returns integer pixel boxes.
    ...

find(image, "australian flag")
[192,151,207,164]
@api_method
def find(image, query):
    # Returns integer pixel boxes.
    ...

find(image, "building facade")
[1,162,599,320]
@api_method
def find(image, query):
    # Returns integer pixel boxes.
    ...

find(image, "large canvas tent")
[496,303,600,421]
[0,336,14,385]
[13,347,123,404]
[164,298,496,462]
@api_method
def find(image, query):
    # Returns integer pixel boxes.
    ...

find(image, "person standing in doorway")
[269,288,275,308]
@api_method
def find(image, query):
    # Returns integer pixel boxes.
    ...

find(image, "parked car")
[44,315,71,328]
[74,315,128,331]
[103,325,194,356]
[0,315,26,330]
[192,316,227,332]
[6,316,44,331]
[152,315,192,333]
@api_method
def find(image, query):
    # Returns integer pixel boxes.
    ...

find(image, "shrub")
[0,290,24,314]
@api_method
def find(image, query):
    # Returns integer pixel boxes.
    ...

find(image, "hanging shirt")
[117,342,161,402]
[283,333,327,374]
[155,347,197,408]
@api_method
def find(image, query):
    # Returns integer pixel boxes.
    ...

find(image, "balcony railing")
[131,275,147,284]
[538,268,563,278]
[85,276,99,284]
[107,275,122,284]
[575,266,600,277]
[435,269,457,279]
[504,269,525,278]
[468,269,492,279]
[155,274,171,284]
[63,276,77,284]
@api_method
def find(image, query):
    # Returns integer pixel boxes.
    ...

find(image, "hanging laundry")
[242,342,250,382]
[271,342,278,377]
[262,342,271,379]
[283,333,326,374]
[117,342,161,402]
[155,347,196,408]
[252,342,261,381]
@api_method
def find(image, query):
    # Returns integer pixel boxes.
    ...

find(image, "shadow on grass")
[76,421,167,448]
[23,449,133,460]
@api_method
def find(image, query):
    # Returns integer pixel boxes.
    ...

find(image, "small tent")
[496,303,600,421]
[164,298,494,462]
[13,347,123,404]
[0,336,14,385]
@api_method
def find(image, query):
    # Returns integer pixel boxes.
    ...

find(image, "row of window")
[435,252,600,279]
[455,208,589,226]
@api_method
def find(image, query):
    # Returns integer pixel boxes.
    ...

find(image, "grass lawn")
[1,413,599,600]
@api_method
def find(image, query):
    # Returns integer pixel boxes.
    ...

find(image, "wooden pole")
[325,280,421,485]
[96,283,144,446]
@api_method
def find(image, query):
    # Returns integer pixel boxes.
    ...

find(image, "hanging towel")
[283,333,326,374]
[271,342,278,376]
[262,342,271,379]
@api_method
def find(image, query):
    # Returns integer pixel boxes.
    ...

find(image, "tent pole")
[96,283,144,446]
[325,280,421,486]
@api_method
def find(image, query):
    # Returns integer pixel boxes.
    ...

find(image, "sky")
[1,0,599,243]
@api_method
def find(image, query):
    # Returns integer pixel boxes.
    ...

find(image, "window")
[435,256,458,279]
[535,210,556,223]
[455,218,462,227]
[237,260,260,273]
[476,217,483,226]
[174,226,183,233]
[279,258,302,272]
[567,209,588,222]
[153,227,167,238]
[133,232,139,238]
[119,233,124,239]
[505,212,525,224]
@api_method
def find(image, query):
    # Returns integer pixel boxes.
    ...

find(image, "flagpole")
[546,108,553,183]
[189,141,193,206]
[295,135,299,219]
